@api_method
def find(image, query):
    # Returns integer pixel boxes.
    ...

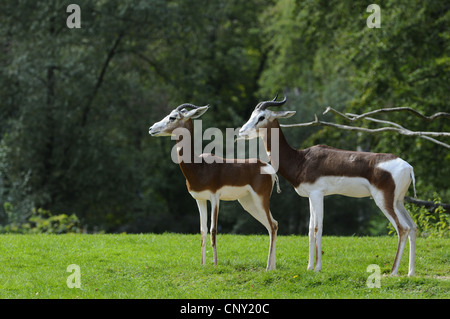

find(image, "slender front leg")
[196,199,208,265]
[210,195,220,266]
[309,192,324,272]
[307,199,316,271]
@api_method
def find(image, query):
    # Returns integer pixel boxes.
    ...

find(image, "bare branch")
[323,107,352,120]
[324,106,450,122]
[280,113,450,149]
[280,117,408,133]
[345,113,450,137]
[405,196,450,212]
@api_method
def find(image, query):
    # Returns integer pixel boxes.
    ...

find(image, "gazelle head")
[239,94,295,139]
[149,103,209,136]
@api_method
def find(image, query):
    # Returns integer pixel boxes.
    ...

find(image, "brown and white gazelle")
[239,96,418,276]
[149,103,280,270]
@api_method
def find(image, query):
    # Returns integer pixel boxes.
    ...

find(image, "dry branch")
[280,107,450,149]
[405,196,450,213]
[323,106,450,122]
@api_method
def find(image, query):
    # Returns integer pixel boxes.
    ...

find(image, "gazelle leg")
[309,192,324,272]
[196,199,208,265]
[307,206,315,271]
[396,200,417,276]
[238,192,278,270]
[372,190,410,276]
[267,225,277,270]
[391,226,409,276]
[210,195,220,266]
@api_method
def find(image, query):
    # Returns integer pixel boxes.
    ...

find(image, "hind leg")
[392,164,417,276]
[372,189,410,275]
[396,200,417,276]
[238,192,278,270]
[390,220,409,276]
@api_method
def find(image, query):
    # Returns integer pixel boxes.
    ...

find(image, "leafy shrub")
[388,194,449,238]
[28,208,81,234]
[0,203,81,234]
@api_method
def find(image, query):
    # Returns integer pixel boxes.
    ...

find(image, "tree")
[0,0,447,236]
[0,0,274,233]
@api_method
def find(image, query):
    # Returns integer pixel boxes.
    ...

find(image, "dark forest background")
[0,0,448,235]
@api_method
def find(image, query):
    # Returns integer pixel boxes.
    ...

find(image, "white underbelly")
[189,185,252,201]
[295,176,372,198]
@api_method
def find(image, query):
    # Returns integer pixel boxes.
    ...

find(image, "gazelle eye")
[257,116,265,123]
[169,117,176,122]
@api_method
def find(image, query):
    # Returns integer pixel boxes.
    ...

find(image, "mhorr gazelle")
[149,103,280,270]
[239,95,417,276]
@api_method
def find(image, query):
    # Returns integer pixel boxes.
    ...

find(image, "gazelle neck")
[264,120,302,187]
[175,119,198,181]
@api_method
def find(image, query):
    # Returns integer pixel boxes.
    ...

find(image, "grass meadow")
[0,234,448,299]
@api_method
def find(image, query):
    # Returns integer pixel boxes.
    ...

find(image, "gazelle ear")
[273,110,296,119]
[184,105,210,119]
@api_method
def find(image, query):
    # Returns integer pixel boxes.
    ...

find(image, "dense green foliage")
[0,234,448,298]
[0,1,448,234]
[390,194,450,238]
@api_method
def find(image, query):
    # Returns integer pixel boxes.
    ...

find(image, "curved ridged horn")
[176,103,201,111]
[256,94,287,110]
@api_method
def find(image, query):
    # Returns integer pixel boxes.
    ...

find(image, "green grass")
[0,234,448,299]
